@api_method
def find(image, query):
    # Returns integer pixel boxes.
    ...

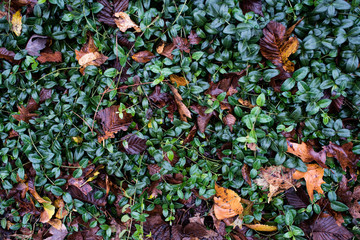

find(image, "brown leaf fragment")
[0,47,20,64]
[11,10,22,36]
[156,42,176,60]
[241,164,252,186]
[131,50,155,63]
[28,179,50,204]
[190,104,215,133]
[8,129,19,139]
[114,12,140,32]
[12,105,38,123]
[97,0,129,27]
[68,185,107,206]
[223,113,236,131]
[148,164,161,176]
[170,74,189,87]
[337,176,360,219]
[95,105,132,142]
[183,125,197,145]
[238,98,256,108]
[37,51,62,63]
[149,85,172,108]
[310,214,353,240]
[214,183,243,220]
[68,177,93,195]
[173,36,190,53]
[240,0,263,16]
[286,139,327,168]
[183,222,221,239]
[0,11,8,19]
[324,142,358,180]
[44,224,68,240]
[25,35,48,56]
[168,84,191,122]
[120,134,147,154]
[285,187,309,209]
[293,164,325,202]
[188,30,201,45]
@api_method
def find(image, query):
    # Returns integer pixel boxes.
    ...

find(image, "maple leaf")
[286,139,327,168]
[156,41,176,60]
[75,35,109,75]
[0,47,21,64]
[37,51,62,64]
[169,74,189,87]
[95,105,132,142]
[114,12,141,32]
[25,35,48,56]
[167,83,192,122]
[131,50,155,63]
[120,134,147,154]
[324,142,358,180]
[240,0,263,16]
[173,36,190,53]
[213,183,243,220]
[254,166,297,202]
[12,105,38,123]
[190,104,216,133]
[310,214,353,240]
[293,164,325,202]
[260,19,303,73]
[11,10,22,36]
[188,30,202,45]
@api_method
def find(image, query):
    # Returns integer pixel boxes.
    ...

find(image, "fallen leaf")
[120,134,147,154]
[240,0,263,16]
[114,12,140,32]
[0,11,7,19]
[183,125,197,145]
[68,177,93,196]
[310,214,353,240]
[11,10,22,36]
[0,47,20,64]
[324,142,358,180]
[223,113,236,132]
[48,219,62,230]
[168,84,191,122]
[95,105,133,142]
[336,176,360,219]
[244,224,277,232]
[173,36,190,53]
[170,74,189,87]
[97,0,129,27]
[188,30,201,45]
[25,35,48,56]
[40,199,55,223]
[238,98,256,108]
[131,50,155,63]
[12,105,38,123]
[44,224,68,240]
[293,164,325,202]
[72,136,83,144]
[285,187,310,209]
[260,19,302,73]
[75,35,108,75]
[190,104,216,133]
[254,166,297,202]
[286,139,327,168]
[28,179,51,204]
[156,42,176,60]
[68,185,107,206]
[37,51,62,63]
[241,164,252,186]
[214,183,243,220]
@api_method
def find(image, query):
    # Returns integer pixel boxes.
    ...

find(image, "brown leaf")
[254,166,297,202]
[149,85,172,108]
[260,19,303,73]
[40,200,55,223]
[44,224,68,240]
[173,36,190,53]
[0,47,20,64]
[183,125,197,145]
[37,51,62,63]
[11,10,22,36]
[168,84,191,122]
[336,176,360,219]
[28,179,51,204]
[223,114,236,132]
[238,98,256,108]
[131,50,155,63]
[310,214,353,240]
[114,12,140,32]
[169,74,189,86]
[188,30,201,45]
[120,134,147,154]
[95,105,133,142]
[68,186,107,206]
[0,11,8,19]
[68,177,93,195]
[324,142,358,180]
[240,0,263,16]
[241,164,252,186]
[25,35,48,56]
[12,105,38,123]
[148,164,161,176]
[293,164,325,202]
[286,139,327,168]
[285,187,310,209]
[97,0,129,27]
[190,104,215,133]
[156,42,176,60]
[213,183,243,220]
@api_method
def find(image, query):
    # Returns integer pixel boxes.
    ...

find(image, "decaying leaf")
[114,12,141,32]
[120,134,147,154]
[293,164,325,202]
[12,105,38,123]
[241,164,252,186]
[95,105,132,142]
[324,142,358,180]
[131,50,155,63]
[238,98,256,108]
[167,84,191,122]
[310,213,353,240]
[75,35,108,75]
[260,19,303,73]
[214,183,243,220]
[25,35,48,56]
[40,200,55,223]
[156,41,176,60]
[169,74,189,86]
[173,36,190,53]
[68,177,93,196]
[54,199,68,219]
[254,166,297,202]
[285,187,309,209]
[28,179,51,204]
[286,139,327,168]
[188,30,202,45]
[0,47,20,64]
[44,224,68,240]
[37,51,62,63]
[244,224,277,232]
[191,104,216,133]
[183,125,197,145]
[240,0,263,16]
[97,0,129,27]
[223,114,236,132]
[11,10,22,36]
[337,176,360,219]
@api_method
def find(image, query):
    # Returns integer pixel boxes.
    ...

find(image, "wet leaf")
[168,84,191,122]
[173,36,190,53]
[114,12,140,32]
[241,164,252,186]
[44,224,68,240]
[286,139,327,168]
[285,187,310,209]
[131,50,155,63]
[244,224,277,232]
[310,214,353,240]
[12,105,38,123]
[183,125,197,145]
[25,35,48,56]
[11,10,22,36]
[293,164,325,202]
[190,104,216,133]
[97,0,129,27]
[28,179,51,204]
[188,30,202,45]
[223,114,236,132]
[240,0,263,16]
[156,42,176,60]
[214,183,243,220]
[37,51,62,63]
[120,134,147,154]
[0,47,20,64]
[40,199,55,223]
[169,74,189,86]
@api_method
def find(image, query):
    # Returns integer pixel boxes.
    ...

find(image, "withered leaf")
[114,12,140,32]
[240,0,263,16]
[0,47,20,64]
[173,36,190,53]
[131,50,155,63]
[44,224,68,240]
[293,164,325,202]
[188,30,202,45]
[25,35,48,56]
[37,51,62,63]
[190,104,216,133]
[241,164,252,186]
[12,105,38,123]
[214,183,243,220]
[97,0,129,27]
[286,139,327,168]
[310,214,353,240]
[337,176,360,219]
[120,134,147,154]
[149,85,172,108]
[244,224,277,232]
[156,42,176,60]
[168,84,191,122]
[28,179,51,204]
[169,74,189,86]
[40,200,55,224]
[183,125,197,145]
[285,187,309,209]
[238,98,256,108]
[68,177,93,195]
[11,10,22,36]
[68,186,107,206]
[95,105,132,142]
[223,113,236,132]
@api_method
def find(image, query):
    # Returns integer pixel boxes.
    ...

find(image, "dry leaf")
[0,11,7,19]
[12,105,38,123]
[169,74,189,86]
[114,12,140,32]
[0,47,20,64]
[188,30,201,45]
[286,139,327,168]
[75,35,108,75]
[310,213,353,240]
[132,50,155,63]
[190,104,216,133]
[48,219,62,230]
[37,51,62,63]
[25,35,48,56]
[238,98,256,108]
[214,183,243,220]
[40,200,55,223]
[120,134,147,154]
[168,84,191,122]
[173,36,190,53]
[28,179,51,204]
[254,166,297,202]
[293,164,325,202]
[183,125,197,145]
[223,114,236,132]
[244,224,277,232]
[44,224,68,240]
[241,164,252,186]
[156,42,176,60]
[11,10,22,36]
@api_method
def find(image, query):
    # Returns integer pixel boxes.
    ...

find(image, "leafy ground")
[1,0,360,239]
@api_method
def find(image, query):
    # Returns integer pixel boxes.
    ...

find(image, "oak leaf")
[240,0,263,16]
[75,35,108,75]
[293,164,325,201]
[214,183,243,220]
[169,74,189,86]
[37,51,62,63]
[168,84,191,122]
[114,12,140,32]
[11,10,22,36]
[286,139,327,168]
[25,35,48,56]
[131,50,155,63]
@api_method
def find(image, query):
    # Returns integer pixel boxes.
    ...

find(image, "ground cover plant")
[0,0,360,239]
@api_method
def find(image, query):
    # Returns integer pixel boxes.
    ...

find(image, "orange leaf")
[156,42,175,60]
[286,139,327,168]
[213,183,243,220]
[167,84,191,122]
[169,74,189,86]
[114,12,140,32]
[238,98,256,108]
[244,224,278,232]
[293,164,325,201]
[132,50,155,63]
[11,10,22,36]
[37,51,62,63]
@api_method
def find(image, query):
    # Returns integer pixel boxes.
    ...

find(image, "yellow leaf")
[238,98,256,108]
[170,74,189,86]
[72,136,83,144]
[244,224,278,232]
[40,197,55,223]
[114,12,141,33]
[213,183,243,220]
[12,10,22,36]
[48,219,62,230]
[293,164,325,201]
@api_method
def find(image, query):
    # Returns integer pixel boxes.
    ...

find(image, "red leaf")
[240,0,263,16]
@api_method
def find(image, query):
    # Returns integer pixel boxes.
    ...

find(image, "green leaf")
[281,78,296,91]
[256,93,265,107]
[330,201,349,212]
[104,68,118,78]
[192,51,204,61]
[293,67,309,81]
